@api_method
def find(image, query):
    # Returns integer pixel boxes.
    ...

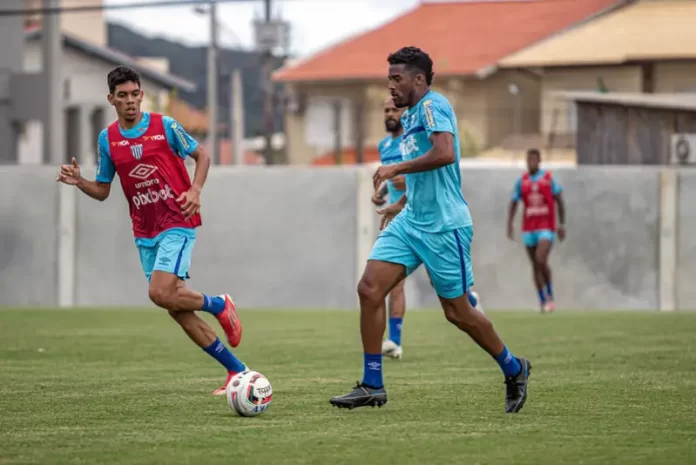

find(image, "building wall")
[18,40,171,164]
[540,65,643,136]
[3,165,694,311]
[25,0,106,46]
[653,61,696,92]
[284,72,542,164]
[576,103,696,165]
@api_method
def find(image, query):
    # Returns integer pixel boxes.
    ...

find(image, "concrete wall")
[0,165,693,311]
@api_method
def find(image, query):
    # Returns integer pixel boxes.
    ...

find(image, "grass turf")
[1,309,695,465]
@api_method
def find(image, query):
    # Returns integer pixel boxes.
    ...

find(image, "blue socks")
[201,294,225,315]
[537,288,546,305]
[362,353,383,388]
[545,282,554,300]
[495,346,522,377]
[468,292,478,308]
[203,338,245,373]
[388,317,403,346]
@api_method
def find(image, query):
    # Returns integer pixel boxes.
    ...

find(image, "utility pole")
[231,69,244,165]
[262,0,274,164]
[43,0,64,165]
[207,0,219,165]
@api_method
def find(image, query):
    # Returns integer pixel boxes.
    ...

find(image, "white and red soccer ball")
[226,370,273,417]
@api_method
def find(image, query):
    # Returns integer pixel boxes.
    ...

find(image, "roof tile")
[274,0,623,82]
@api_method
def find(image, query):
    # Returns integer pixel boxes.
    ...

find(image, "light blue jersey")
[511,169,563,202]
[398,90,472,233]
[378,134,405,204]
[369,90,475,299]
[95,112,200,281]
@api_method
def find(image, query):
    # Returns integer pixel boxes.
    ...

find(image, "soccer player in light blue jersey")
[330,47,531,414]
[372,96,408,360]
[374,96,481,361]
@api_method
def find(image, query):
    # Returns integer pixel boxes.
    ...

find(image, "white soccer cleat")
[381,339,403,360]
[471,290,484,313]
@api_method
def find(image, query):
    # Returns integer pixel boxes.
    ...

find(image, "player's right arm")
[57,130,112,201]
[507,178,522,240]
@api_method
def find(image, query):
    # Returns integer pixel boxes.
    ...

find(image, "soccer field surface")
[1,309,695,465]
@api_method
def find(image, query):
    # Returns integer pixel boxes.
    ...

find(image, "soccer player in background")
[56,66,246,396]
[330,47,531,414]
[372,96,408,360]
[507,148,566,313]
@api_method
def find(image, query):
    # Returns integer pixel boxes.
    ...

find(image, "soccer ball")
[226,370,273,417]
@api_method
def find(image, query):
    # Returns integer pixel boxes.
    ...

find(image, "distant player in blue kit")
[372,96,408,360]
[330,47,531,413]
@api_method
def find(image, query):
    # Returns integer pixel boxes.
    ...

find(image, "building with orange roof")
[499,0,696,143]
[273,0,625,165]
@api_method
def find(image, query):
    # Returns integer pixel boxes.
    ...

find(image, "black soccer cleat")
[330,383,387,409]
[504,357,532,414]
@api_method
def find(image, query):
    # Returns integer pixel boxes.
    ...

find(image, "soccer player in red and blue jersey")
[56,66,246,395]
[507,148,566,313]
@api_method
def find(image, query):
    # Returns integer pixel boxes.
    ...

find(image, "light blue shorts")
[369,215,474,299]
[136,231,196,282]
[522,229,556,248]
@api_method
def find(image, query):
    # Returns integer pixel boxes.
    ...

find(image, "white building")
[19,28,195,165]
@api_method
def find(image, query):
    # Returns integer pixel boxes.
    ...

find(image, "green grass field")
[1,309,695,465]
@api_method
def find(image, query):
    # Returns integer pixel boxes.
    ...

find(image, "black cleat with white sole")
[505,357,532,413]
[330,383,387,409]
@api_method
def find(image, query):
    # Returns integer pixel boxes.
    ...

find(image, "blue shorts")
[522,229,555,247]
[136,231,196,282]
[369,215,474,299]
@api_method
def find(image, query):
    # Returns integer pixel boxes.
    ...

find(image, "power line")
[0,0,259,17]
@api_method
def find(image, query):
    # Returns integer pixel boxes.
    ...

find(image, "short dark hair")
[387,46,434,86]
[107,66,141,94]
[527,148,541,159]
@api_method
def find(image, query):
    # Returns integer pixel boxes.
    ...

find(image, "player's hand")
[507,224,514,240]
[557,225,566,242]
[371,192,386,206]
[377,202,404,230]
[177,186,201,220]
[391,175,406,191]
[373,164,399,190]
[56,157,82,185]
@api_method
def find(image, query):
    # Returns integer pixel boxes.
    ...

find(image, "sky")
[105,0,421,57]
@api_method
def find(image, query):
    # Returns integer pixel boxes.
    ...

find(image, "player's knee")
[357,276,383,308]
[535,253,548,266]
[148,285,176,310]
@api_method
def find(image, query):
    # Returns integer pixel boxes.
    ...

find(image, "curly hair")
[107,66,141,94]
[387,46,434,86]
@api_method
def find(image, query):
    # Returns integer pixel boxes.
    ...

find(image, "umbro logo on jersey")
[128,163,157,180]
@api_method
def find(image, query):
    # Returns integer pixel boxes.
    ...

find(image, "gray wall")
[0,165,690,310]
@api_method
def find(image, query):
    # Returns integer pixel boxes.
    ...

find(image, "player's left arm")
[164,116,210,219]
[552,176,566,240]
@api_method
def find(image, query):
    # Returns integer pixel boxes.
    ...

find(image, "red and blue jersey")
[96,112,201,244]
[512,169,562,232]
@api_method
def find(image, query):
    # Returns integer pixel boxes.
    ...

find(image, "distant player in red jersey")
[507,148,566,313]
[56,66,245,395]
